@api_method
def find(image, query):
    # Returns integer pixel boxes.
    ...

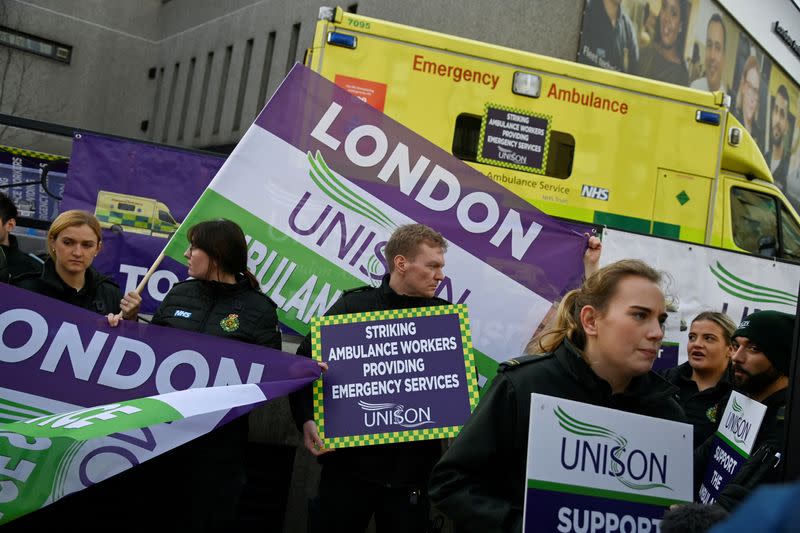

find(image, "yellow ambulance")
[306,7,800,261]
[94,190,180,238]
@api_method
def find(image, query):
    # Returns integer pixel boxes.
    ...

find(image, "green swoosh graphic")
[715,262,797,299]
[313,151,396,229]
[308,151,396,230]
[710,262,796,307]
[732,397,743,412]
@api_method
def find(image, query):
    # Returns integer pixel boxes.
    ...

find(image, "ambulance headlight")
[512,72,541,98]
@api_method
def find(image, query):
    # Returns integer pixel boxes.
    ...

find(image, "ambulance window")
[780,207,800,262]
[452,114,481,161]
[730,188,778,256]
[118,202,136,211]
[158,210,174,224]
[545,131,574,179]
[452,114,574,178]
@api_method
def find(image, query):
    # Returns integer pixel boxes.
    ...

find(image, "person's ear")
[5,218,16,233]
[394,254,407,274]
[580,305,599,337]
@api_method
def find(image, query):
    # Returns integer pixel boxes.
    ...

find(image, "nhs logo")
[581,185,609,201]
[174,310,192,318]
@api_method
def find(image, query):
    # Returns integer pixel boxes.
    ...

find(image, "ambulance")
[305,7,800,261]
[94,190,180,238]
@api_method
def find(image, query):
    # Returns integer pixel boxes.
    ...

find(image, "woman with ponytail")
[429,259,687,533]
[147,219,281,531]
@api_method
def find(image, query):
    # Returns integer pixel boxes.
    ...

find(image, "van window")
[452,113,574,178]
[158,210,176,224]
[117,202,136,211]
[780,207,800,262]
[730,187,778,256]
[452,114,482,161]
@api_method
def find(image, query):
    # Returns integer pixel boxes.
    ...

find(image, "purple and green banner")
[0,283,320,524]
[311,305,478,448]
[0,145,67,223]
[60,132,225,314]
[163,64,588,381]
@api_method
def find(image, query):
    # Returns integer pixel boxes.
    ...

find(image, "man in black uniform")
[290,223,449,533]
[695,309,794,510]
[0,192,43,280]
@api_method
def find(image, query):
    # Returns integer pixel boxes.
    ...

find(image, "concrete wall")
[1,0,161,154]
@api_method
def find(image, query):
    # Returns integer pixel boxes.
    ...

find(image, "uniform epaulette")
[499,353,552,371]
[342,284,373,296]
[777,406,785,422]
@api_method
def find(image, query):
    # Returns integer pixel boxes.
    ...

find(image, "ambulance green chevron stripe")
[710,262,797,306]
[308,151,395,230]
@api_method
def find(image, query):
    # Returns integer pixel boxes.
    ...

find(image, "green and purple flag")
[164,64,588,383]
[0,284,320,524]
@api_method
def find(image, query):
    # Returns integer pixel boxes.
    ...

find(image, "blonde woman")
[662,312,736,446]
[429,259,686,533]
[15,209,140,323]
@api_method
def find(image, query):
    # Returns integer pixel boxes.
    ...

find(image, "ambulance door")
[652,169,711,243]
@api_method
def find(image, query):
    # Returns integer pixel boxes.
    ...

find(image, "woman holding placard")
[428,259,687,533]
[662,311,736,447]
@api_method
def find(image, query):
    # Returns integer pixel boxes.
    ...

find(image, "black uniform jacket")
[14,258,121,315]
[662,361,733,447]
[429,340,686,533]
[151,277,281,349]
[289,274,450,487]
[2,234,43,280]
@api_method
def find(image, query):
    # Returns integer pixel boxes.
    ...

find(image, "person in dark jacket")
[694,310,794,511]
[662,311,736,447]
[428,259,687,533]
[5,210,140,532]
[14,209,140,322]
[144,219,282,531]
[289,223,450,533]
[0,192,43,280]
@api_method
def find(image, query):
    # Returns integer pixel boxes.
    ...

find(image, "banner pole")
[781,280,800,481]
[135,251,166,294]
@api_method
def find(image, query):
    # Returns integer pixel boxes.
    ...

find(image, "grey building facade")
[1,0,584,155]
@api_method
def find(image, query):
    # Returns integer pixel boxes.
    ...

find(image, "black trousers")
[309,465,431,533]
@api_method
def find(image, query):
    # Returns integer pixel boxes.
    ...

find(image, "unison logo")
[359,400,434,429]
[724,397,751,445]
[497,146,527,165]
[555,406,672,491]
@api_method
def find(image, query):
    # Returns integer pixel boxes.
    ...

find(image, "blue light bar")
[327,32,357,49]
[696,110,720,125]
